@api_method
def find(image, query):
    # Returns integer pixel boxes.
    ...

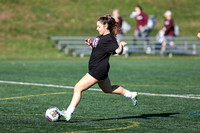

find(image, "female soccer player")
[58,15,138,121]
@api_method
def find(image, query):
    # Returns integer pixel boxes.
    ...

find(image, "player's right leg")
[59,73,98,121]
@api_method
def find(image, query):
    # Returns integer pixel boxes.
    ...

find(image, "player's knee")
[103,85,120,94]
[102,85,119,94]
[103,90,112,94]
[102,88,112,93]
[74,84,83,93]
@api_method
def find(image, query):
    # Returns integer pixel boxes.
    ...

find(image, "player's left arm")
[115,41,127,55]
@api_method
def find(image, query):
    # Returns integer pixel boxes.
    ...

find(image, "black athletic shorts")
[88,71,108,81]
[88,64,110,81]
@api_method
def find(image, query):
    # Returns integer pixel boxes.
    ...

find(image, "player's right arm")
[85,39,92,48]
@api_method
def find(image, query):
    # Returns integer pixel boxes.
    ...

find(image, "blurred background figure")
[159,10,176,56]
[130,5,151,53]
[113,9,129,56]
[130,5,148,38]
[197,31,200,39]
[112,9,123,41]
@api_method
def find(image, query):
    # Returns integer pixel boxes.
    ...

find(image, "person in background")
[197,31,200,39]
[112,9,123,41]
[160,10,176,56]
[130,5,150,53]
[112,9,129,56]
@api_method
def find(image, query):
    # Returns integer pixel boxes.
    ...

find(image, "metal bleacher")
[50,36,200,57]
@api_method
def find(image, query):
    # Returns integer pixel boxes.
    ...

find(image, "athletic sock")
[124,90,132,98]
[66,106,75,115]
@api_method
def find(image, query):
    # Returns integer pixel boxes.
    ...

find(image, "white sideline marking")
[0,80,200,100]
[0,80,101,91]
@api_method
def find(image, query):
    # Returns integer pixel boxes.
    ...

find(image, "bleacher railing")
[50,36,200,57]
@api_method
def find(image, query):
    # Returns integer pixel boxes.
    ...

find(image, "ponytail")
[97,14,118,37]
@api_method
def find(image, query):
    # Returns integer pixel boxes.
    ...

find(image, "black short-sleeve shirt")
[88,33,118,81]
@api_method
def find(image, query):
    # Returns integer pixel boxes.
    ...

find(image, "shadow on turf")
[59,113,179,123]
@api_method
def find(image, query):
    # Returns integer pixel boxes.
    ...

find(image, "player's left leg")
[98,77,138,106]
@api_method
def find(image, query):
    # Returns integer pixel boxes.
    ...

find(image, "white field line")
[0,80,200,100]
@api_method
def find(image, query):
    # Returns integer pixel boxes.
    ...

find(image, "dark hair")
[97,14,118,37]
[136,5,143,11]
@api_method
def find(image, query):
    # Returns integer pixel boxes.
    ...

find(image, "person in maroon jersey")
[130,5,148,38]
[130,5,150,52]
[160,10,176,55]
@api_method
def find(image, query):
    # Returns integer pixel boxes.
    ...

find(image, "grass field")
[0,56,200,133]
[1,0,200,40]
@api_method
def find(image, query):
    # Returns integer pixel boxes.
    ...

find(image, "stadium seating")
[50,36,200,57]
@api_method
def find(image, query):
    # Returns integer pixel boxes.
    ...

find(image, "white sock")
[66,106,75,115]
[124,90,132,98]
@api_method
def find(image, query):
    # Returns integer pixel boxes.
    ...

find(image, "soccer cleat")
[57,110,71,121]
[130,92,138,106]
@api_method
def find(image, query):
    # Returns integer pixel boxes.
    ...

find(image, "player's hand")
[120,41,127,48]
[85,39,92,46]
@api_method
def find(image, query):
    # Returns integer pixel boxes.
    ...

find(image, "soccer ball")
[45,107,61,122]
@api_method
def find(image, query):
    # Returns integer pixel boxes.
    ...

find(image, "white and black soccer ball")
[45,107,61,122]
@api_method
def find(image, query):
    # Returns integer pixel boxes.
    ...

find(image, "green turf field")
[0,57,200,133]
